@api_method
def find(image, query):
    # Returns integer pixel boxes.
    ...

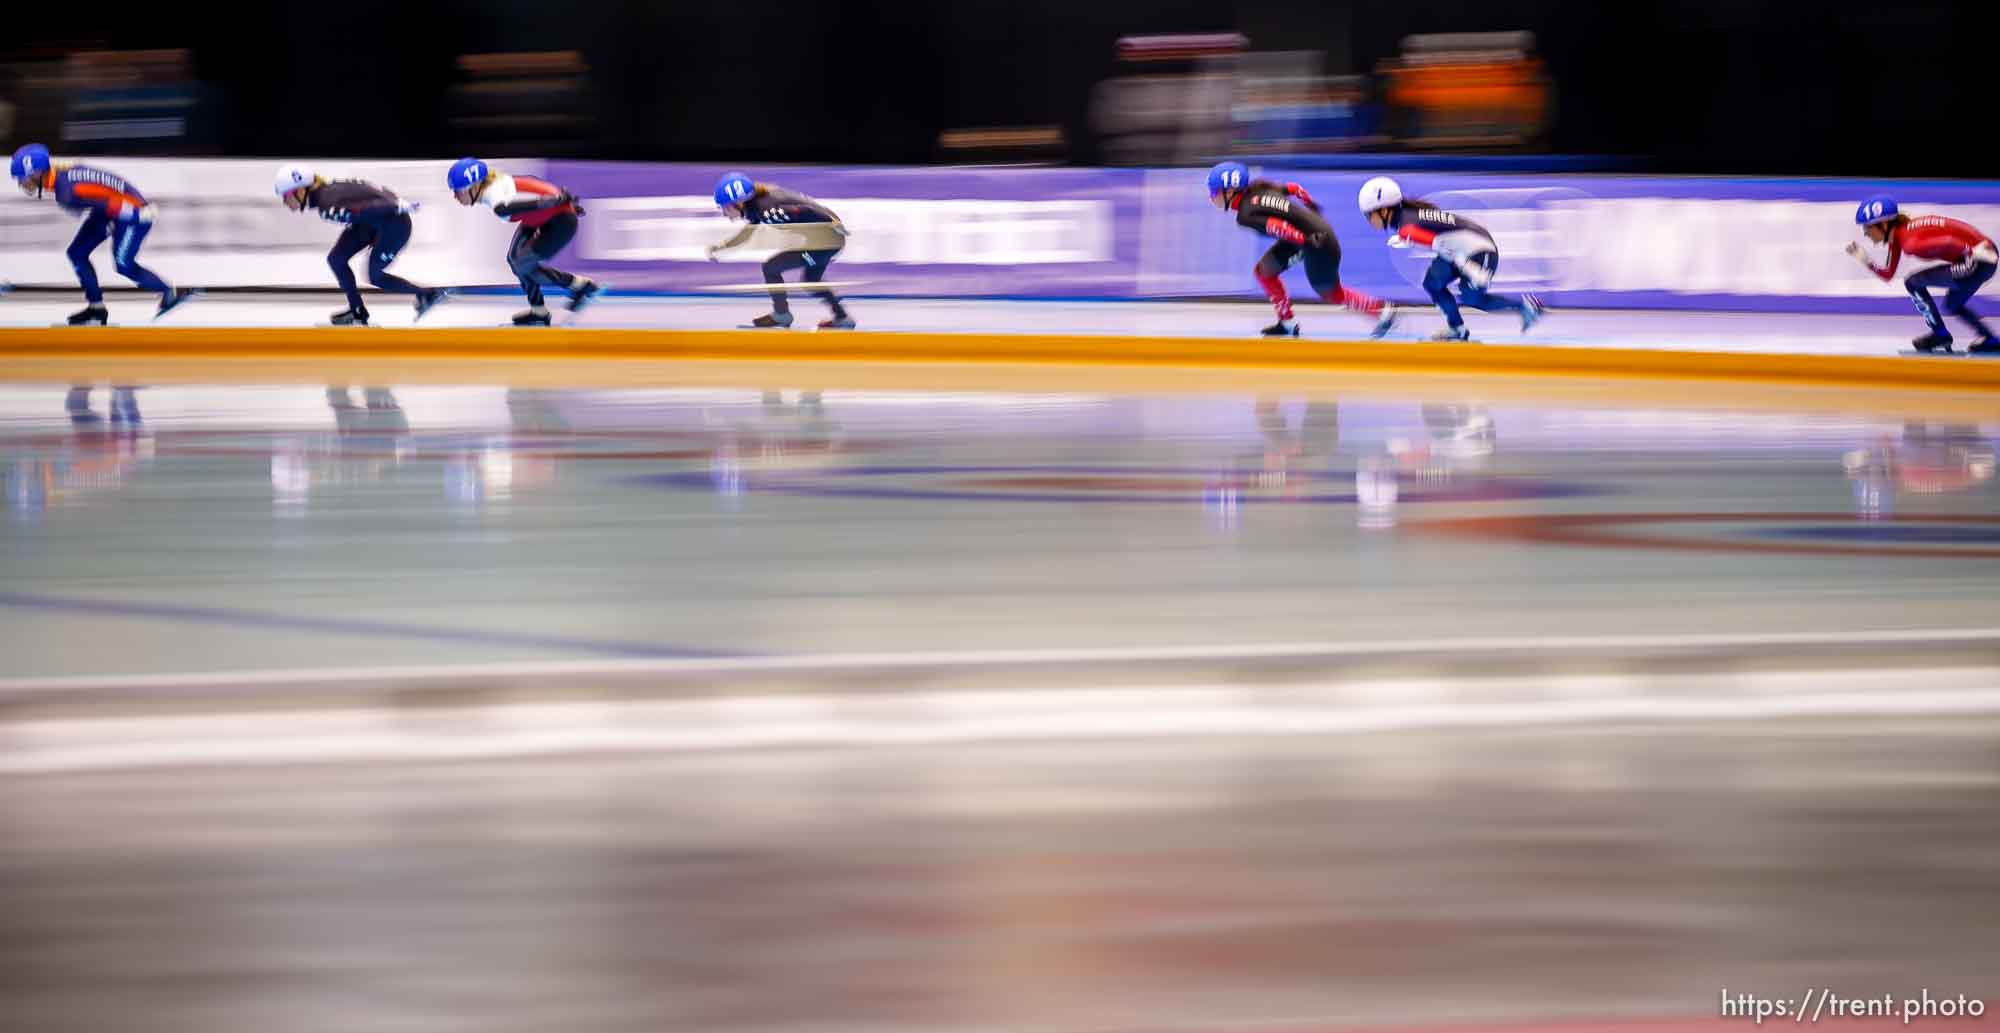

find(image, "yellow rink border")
[5,325,2000,394]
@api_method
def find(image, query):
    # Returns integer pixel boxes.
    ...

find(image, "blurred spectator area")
[1230,52,1384,155]
[1089,28,1553,163]
[1090,34,1246,166]
[59,49,215,154]
[1377,32,1551,150]
[936,126,1068,164]
[448,51,598,157]
[0,46,218,156]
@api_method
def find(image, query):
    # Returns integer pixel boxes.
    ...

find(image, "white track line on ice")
[689,281,870,292]
[3,628,1997,698]
[6,679,2000,774]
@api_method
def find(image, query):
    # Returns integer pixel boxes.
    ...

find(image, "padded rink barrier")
[7,324,2000,392]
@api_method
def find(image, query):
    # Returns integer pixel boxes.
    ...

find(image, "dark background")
[7,0,1988,175]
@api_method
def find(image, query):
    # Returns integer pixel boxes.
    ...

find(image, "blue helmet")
[714,171,754,208]
[10,143,51,182]
[1856,195,1899,225]
[447,157,490,193]
[1207,161,1249,197]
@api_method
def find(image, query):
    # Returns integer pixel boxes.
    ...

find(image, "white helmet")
[274,164,316,198]
[1358,176,1403,213]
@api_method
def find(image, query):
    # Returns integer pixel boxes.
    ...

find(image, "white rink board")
[0,158,536,289]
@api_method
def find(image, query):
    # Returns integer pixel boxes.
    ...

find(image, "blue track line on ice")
[0,592,742,660]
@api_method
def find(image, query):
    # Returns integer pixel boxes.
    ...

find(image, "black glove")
[1306,230,1329,249]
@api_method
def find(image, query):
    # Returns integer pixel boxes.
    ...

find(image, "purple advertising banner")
[544,160,2000,314]
[548,162,1148,299]
[1133,168,2000,314]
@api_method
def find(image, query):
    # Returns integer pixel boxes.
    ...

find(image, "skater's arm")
[1960,240,2000,273]
[67,181,148,221]
[492,192,576,218]
[1263,218,1308,246]
[708,225,756,258]
[1239,190,1332,247]
[482,176,579,219]
[1845,240,1897,281]
[313,183,402,225]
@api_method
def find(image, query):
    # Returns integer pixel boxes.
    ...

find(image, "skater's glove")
[1306,230,1330,249]
[1844,241,1872,267]
[1385,236,1411,249]
[705,246,720,263]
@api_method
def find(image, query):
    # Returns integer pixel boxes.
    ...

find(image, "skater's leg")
[507,224,547,308]
[327,225,372,313]
[1254,246,1297,324]
[1904,265,1954,341]
[66,214,111,305]
[108,218,171,294]
[1452,252,1526,315]
[1942,260,1997,340]
[1304,246,1385,316]
[364,214,423,295]
[523,212,580,291]
[762,251,809,317]
[799,248,847,320]
[1421,257,1465,331]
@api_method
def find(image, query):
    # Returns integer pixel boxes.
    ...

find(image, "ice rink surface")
[3,376,1997,679]
[3,294,1999,1033]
